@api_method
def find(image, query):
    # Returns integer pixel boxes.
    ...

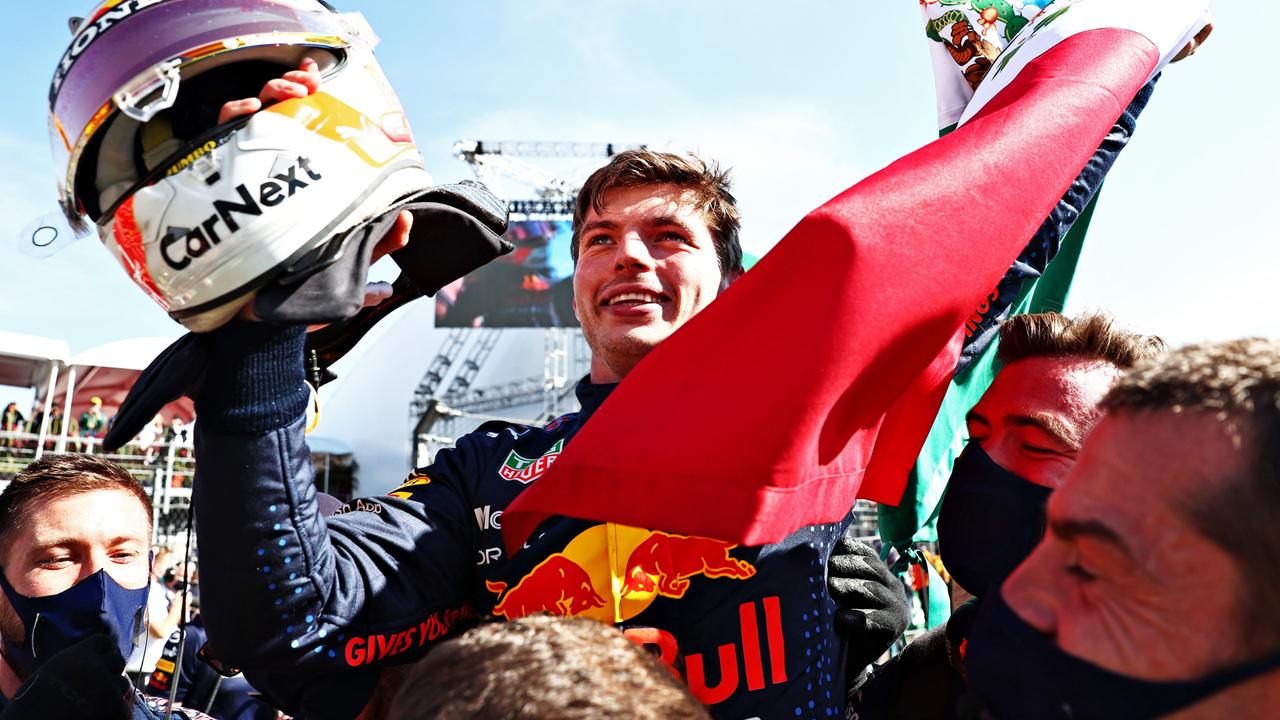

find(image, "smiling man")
[190,149,901,719]
[570,155,741,382]
[965,338,1280,718]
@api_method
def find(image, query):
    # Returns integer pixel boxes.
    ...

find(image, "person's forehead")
[1051,410,1247,537]
[975,356,1118,428]
[585,184,710,228]
[20,488,150,548]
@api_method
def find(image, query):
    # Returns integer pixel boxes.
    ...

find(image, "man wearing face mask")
[844,312,1165,719]
[963,338,1280,719]
[0,455,210,719]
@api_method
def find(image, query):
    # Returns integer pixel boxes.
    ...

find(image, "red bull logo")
[620,531,756,599]
[484,524,781,708]
[625,596,788,706]
[497,438,564,484]
[485,526,757,625]
[486,554,606,620]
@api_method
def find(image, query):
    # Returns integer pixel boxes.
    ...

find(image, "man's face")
[966,356,1119,488]
[572,183,725,382]
[1003,410,1250,681]
[0,488,151,642]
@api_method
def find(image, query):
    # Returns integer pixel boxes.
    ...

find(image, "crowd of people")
[0,401,191,463]
[2,1,1275,719]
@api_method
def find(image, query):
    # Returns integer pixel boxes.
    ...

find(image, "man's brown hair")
[997,311,1166,370]
[572,149,744,277]
[0,454,152,553]
[389,614,709,719]
[1100,338,1280,652]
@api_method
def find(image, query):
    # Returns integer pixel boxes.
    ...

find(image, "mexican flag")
[883,0,1210,573]
[877,0,1100,592]
[504,0,1211,553]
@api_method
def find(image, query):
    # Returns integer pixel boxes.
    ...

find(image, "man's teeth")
[608,292,663,305]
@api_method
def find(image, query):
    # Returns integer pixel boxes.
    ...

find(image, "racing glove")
[827,528,910,677]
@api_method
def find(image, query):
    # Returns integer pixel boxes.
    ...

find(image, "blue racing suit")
[193,329,853,720]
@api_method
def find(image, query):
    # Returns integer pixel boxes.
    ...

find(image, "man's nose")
[73,554,109,587]
[613,233,654,270]
[1002,540,1063,636]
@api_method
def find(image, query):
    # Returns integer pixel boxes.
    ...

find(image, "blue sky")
[1,1,1276,410]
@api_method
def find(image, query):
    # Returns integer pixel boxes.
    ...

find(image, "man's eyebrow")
[578,219,618,235]
[29,536,81,552]
[31,535,144,552]
[965,410,991,427]
[1006,411,1083,450]
[646,215,690,230]
[1049,518,1133,560]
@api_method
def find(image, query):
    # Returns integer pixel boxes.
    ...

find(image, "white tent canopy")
[41,337,193,424]
[0,330,69,389]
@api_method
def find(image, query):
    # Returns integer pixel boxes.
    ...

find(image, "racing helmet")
[50,0,433,331]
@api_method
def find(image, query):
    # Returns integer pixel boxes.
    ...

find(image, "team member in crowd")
[0,455,212,719]
[844,311,1164,718]
[963,338,1280,718]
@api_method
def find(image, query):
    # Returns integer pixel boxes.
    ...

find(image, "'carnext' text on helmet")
[160,156,323,271]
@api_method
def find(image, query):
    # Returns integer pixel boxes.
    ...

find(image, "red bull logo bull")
[619,531,756,599]
[485,554,606,621]
[483,524,784,708]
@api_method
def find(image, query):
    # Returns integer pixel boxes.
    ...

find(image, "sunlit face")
[966,356,1119,488]
[572,184,725,382]
[1003,411,1251,682]
[1,489,150,601]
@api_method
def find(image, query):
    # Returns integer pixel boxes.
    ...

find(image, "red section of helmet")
[114,196,169,309]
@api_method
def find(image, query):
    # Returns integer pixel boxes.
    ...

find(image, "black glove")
[103,333,208,452]
[827,528,910,676]
[0,634,131,720]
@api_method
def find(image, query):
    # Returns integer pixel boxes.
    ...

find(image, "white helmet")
[50,0,433,331]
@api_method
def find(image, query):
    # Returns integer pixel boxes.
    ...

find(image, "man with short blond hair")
[0,454,194,718]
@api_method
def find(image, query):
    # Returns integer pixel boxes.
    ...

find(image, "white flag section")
[959,0,1213,126]
[919,1,1046,130]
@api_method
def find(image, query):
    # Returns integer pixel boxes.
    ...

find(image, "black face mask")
[963,590,1280,719]
[938,442,1052,596]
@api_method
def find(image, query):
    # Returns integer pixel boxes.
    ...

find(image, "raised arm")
[192,323,480,717]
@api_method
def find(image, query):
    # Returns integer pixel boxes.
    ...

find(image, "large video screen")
[435,219,579,328]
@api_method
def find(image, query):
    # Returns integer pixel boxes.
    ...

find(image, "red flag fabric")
[504,29,1159,553]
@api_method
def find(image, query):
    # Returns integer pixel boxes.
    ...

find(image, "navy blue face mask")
[963,589,1280,719]
[0,567,148,677]
[938,442,1052,596]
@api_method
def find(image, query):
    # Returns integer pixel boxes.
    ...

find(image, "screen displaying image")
[435,219,579,328]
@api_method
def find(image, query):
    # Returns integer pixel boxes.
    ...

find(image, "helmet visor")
[50,0,362,218]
